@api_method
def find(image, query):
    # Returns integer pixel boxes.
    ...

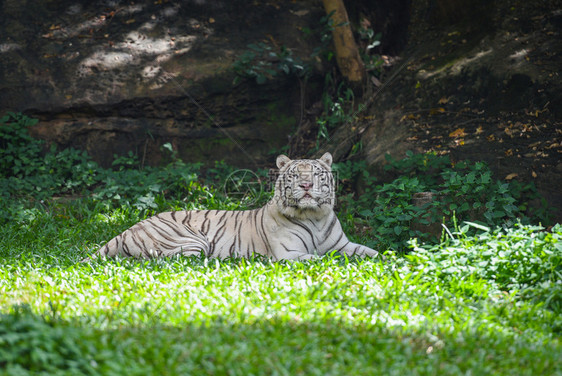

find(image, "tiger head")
[273,152,336,219]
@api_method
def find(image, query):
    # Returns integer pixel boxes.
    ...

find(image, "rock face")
[0,0,325,167]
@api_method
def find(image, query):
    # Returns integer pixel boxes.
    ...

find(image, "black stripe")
[281,243,301,253]
[250,238,256,256]
[326,232,344,251]
[258,208,272,253]
[286,217,317,249]
[138,234,149,252]
[325,214,337,234]
[202,217,210,234]
[150,221,183,243]
[340,240,351,254]
[137,222,177,250]
[130,233,144,253]
[209,240,217,257]
[292,232,309,251]
[159,217,191,238]
[236,215,243,250]
[122,242,133,257]
[182,211,192,226]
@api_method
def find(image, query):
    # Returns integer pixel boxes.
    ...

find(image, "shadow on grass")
[1,304,560,376]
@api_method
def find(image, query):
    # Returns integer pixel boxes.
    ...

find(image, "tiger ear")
[276,154,291,169]
[319,152,332,167]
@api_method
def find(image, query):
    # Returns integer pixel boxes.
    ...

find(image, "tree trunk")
[321,0,366,85]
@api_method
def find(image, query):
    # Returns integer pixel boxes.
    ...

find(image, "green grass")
[0,198,560,375]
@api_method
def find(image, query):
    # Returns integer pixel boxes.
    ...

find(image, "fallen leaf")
[475,126,484,135]
[449,128,466,138]
[429,107,446,115]
[505,149,513,156]
[125,19,135,24]
[532,171,537,178]
[505,173,518,180]
[438,97,449,104]
[371,76,382,87]
[487,134,496,141]
[401,114,420,122]
[292,9,310,17]
[209,17,215,23]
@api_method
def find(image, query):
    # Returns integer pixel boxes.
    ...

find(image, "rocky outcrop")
[0,0,325,167]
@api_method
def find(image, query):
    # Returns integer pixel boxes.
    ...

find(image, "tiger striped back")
[84,152,380,261]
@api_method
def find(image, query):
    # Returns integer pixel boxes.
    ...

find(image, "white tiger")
[84,152,379,261]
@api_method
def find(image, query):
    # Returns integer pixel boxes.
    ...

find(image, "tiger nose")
[300,182,313,191]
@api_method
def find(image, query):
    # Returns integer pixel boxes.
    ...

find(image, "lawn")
[0,199,560,375]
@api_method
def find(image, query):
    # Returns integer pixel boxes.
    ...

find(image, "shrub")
[0,113,238,223]
[336,151,550,251]
[408,222,562,315]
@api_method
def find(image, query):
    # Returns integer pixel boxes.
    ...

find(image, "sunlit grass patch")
[1,209,560,374]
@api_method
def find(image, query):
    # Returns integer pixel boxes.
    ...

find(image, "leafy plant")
[408,222,562,314]
[304,9,337,63]
[315,74,363,149]
[358,21,384,77]
[0,114,237,220]
[339,151,551,251]
[112,150,140,171]
[233,42,309,85]
[0,112,41,178]
[0,113,104,200]
[332,160,369,183]
[0,305,98,374]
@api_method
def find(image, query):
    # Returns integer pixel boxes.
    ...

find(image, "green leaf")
[463,221,490,232]
[359,209,373,217]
